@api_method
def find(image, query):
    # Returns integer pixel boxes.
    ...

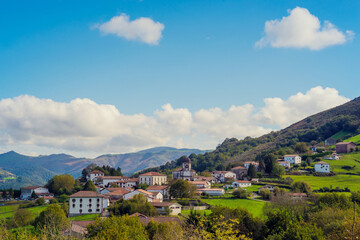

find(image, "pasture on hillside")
[290,174,360,192]
[201,199,265,219]
[0,204,48,219]
[345,134,360,144]
[324,152,360,174]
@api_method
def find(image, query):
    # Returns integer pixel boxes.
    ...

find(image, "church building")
[172,156,196,181]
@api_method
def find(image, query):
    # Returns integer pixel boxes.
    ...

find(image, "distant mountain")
[0,147,207,189]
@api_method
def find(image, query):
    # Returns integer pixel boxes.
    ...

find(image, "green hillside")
[324,152,360,175]
[344,133,360,144]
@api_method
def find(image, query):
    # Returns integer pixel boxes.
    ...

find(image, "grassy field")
[70,213,100,221]
[290,174,360,192]
[245,185,262,192]
[0,205,48,219]
[181,209,212,216]
[344,134,360,144]
[201,199,266,219]
[324,152,360,175]
[331,130,352,140]
[0,204,20,213]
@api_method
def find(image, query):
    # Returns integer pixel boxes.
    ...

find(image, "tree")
[232,189,250,199]
[263,154,277,174]
[291,181,312,194]
[47,174,75,195]
[56,194,69,203]
[169,179,196,199]
[247,164,257,178]
[13,209,33,227]
[272,165,285,177]
[83,180,97,192]
[108,194,158,217]
[86,215,148,240]
[34,204,69,233]
[8,188,14,199]
[35,197,46,206]
[1,191,7,199]
[31,191,37,199]
[294,142,309,154]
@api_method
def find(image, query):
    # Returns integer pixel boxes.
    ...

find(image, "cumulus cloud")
[256,7,354,50]
[0,87,350,155]
[94,14,164,45]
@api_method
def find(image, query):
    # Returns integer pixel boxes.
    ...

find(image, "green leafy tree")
[87,215,148,240]
[272,165,285,177]
[263,154,277,174]
[247,164,257,178]
[232,189,250,199]
[108,194,158,216]
[35,197,46,206]
[34,204,69,232]
[83,180,97,192]
[13,209,33,227]
[294,142,309,154]
[47,174,75,195]
[291,181,312,194]
[56,194,69,203]
[169,179,196,199]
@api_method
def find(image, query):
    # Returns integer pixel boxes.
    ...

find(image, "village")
[1,140,358,238]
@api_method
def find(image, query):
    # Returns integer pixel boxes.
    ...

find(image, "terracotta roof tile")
[69,191,104,198]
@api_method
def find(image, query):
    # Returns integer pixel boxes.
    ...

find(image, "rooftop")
[139,172,167,176]
[146,185,168,191]
[88,170,104,175]
[69,191,104,198]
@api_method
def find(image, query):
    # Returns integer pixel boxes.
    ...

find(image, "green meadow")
[0,205,48,219]
[324,152,360,174]
[290,174,360,192]
[344,134,360,144]
[201,198,266,219]
[70,213,100,221]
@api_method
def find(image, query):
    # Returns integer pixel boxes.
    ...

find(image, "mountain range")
[0,147,207,189]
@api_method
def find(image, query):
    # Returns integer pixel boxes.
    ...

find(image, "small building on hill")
[139,172,167,186]
[232,180,251,188]
[188,181,211,189]
[284,155,301,164]
[86,170,104,182]
[197,188,225,196]
[244,161,259,170]
[277,160,291,169]
[146,185,169,199]
[68,191,109,217]
[124,189,163,202]
[150,202,182,215]
[314,161,330,173]
[98,176,130,187]
[336,142,357,153]
[212,171,236,183]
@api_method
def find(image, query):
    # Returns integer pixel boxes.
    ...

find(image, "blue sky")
[0,0,359,156]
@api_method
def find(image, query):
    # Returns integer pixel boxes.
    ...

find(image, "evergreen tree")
[83,180,97,192]
[247,164,257,178]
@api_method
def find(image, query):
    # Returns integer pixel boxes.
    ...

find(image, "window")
[80,204,82,208]
[97,204,100,207]
[97,198,100,202]
[72,204,75,208]
[72,199,76,203]
[89,204,92,207]
[79,209,82,213]
[96,209,100,212]
[89,199,92,202]
[80,199,83,203]
[88,209,92,213]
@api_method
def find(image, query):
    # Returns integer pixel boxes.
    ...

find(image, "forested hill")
[139,97,360,175]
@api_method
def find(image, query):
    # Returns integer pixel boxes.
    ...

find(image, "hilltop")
[0,147,207,189]
[140,96,360,173]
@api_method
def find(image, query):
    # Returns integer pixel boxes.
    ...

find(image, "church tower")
[182,156,191,171]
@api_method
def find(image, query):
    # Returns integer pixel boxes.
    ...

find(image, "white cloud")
[94,14,164,45]
[256,7,354,50]
[0,87,350,155]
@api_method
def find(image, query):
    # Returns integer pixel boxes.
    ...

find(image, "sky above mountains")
[0,0,358,157]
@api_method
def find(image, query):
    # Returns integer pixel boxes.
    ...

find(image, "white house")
[284,155,302,164]
[104,188,131,201]
[277,160,291,169]
[139,172,167,186]
[188,181,211,189]
[212,171,236,183]
[232,180,251,188]
[244,161,259,169]
[115,178,138,188]
[146,185,169,199]
[314,161,330,173]
[86,170,104,182]
[150,202,182,215]
[20,186,52,200]
[198,188,225,196]
[98,176,130,187]
[124,189,163,202]
[68,191,109,217]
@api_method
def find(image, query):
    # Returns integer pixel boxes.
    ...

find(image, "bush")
[232,189,250,199]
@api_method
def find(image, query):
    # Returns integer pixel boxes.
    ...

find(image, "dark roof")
[69,191,104,198]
